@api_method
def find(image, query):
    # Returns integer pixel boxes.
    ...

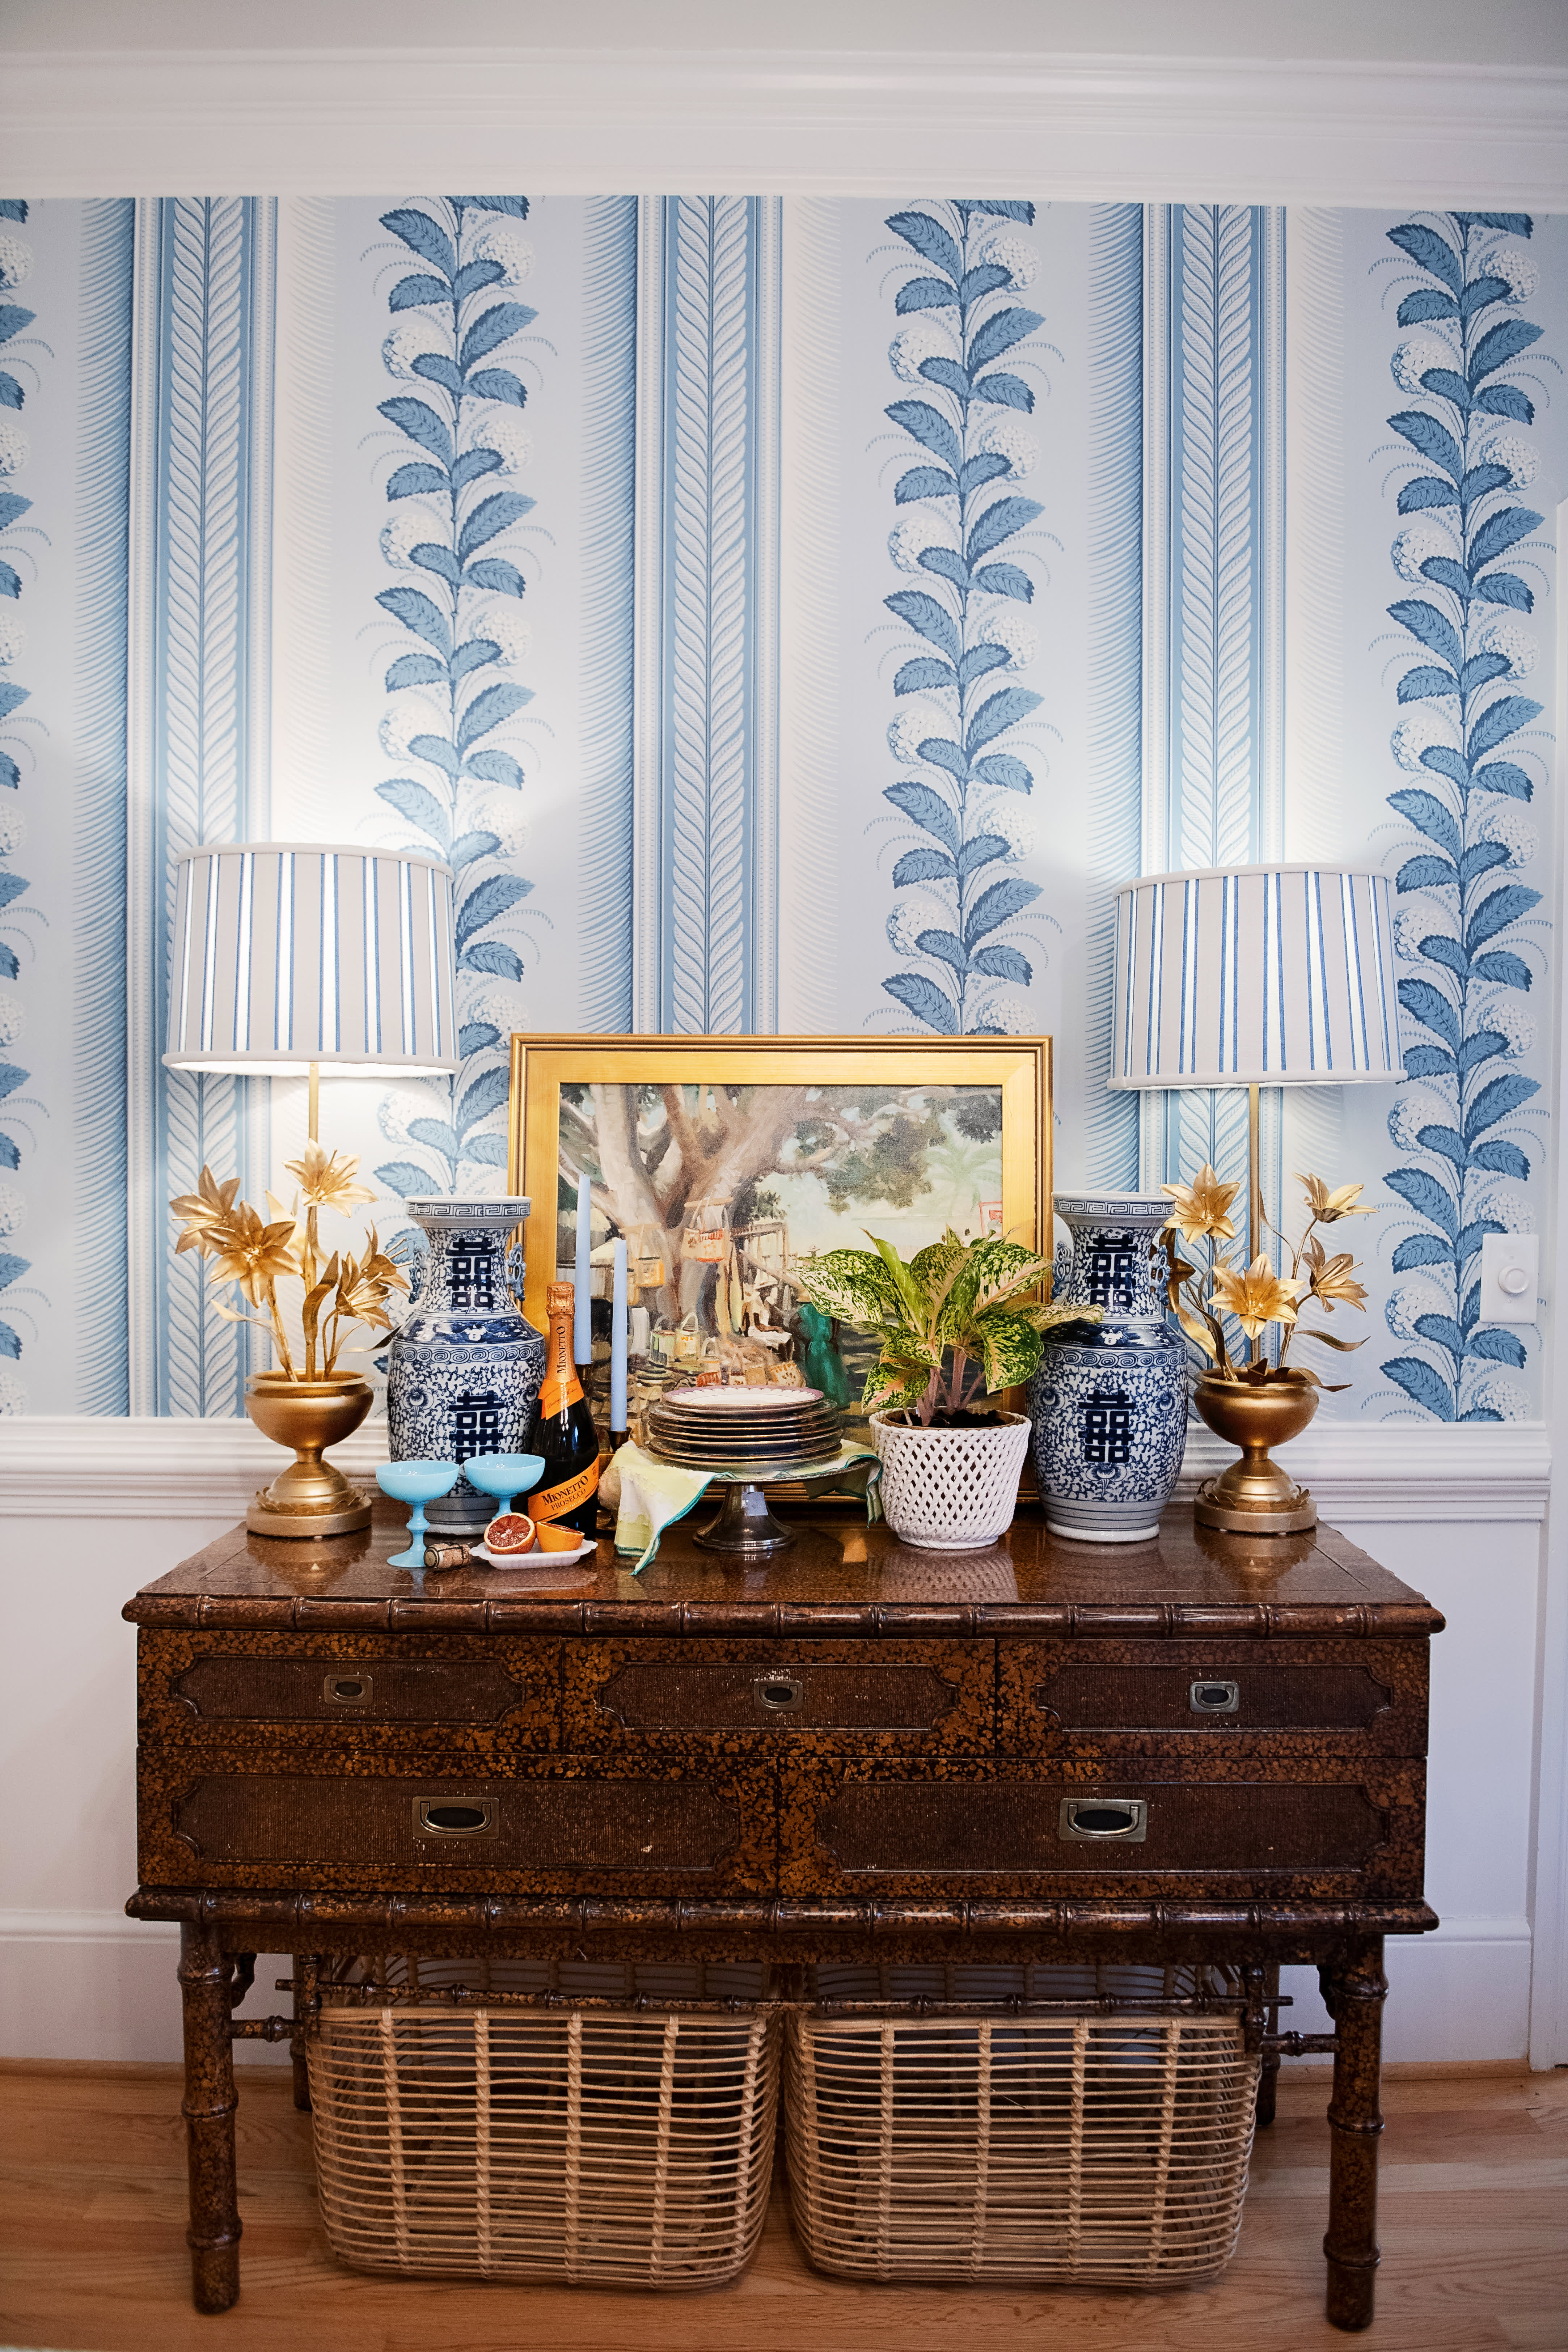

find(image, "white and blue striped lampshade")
[1108,864,1402,1088]
[164,844,460,1075]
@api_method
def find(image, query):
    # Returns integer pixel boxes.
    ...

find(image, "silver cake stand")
[677,1453,879,1558]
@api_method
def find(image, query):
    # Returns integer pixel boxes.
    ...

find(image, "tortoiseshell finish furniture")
[126,1504,1441,2331]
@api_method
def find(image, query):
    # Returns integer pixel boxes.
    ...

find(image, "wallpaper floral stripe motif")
[1142,205,1286,1239]
[367,196,539,1205]
[72,201,136,1412]
[636,197,781,1035]
[876,200,1051,1039]
[1379,210,1551,1422]
[0,198,38,1405]
[1081,204,1146,1197]
[127,197,275,1417]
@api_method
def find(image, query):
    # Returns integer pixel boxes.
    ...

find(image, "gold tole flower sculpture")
[170,1145,407,1381]
[1161,1161,1374,1536]
[1159,1163,1371,1389]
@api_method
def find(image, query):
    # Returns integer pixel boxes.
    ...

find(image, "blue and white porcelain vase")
[1027,1192,1188,1544]
[385,1196,546,1537]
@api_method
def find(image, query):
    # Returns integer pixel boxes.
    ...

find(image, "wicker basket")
[307,1959,779,2287]
[785,1965,1260,2285]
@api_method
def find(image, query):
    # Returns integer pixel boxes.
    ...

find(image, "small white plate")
[664,1384,823,1407]
[473,1537,597,1567]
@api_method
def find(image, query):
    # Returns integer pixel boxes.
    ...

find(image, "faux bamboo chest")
[126,1503,1441,2330]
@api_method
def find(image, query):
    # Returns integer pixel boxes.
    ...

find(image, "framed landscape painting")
[506,1034,1052,1369]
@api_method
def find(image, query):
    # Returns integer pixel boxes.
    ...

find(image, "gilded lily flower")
[1308,1252,1368,1312]
[207,1205,301,1305]
[284,1141,377,1216]
[1161,1163,1241,1246]
[1209,1255,1307,1340]
[1296,1171,1374,1223]
[169,1165,242,1257]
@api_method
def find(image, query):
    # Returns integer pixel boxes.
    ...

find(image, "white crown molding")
[0,1414,1550,1522]
[5,48,1565,207]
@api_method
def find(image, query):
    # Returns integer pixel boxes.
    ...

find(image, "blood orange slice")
[535,1521,584,1552]
[484,1512,536,1554]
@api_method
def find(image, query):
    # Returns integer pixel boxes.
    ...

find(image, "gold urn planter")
[244,1372,374,1537]
[1192,1373,1318,1536]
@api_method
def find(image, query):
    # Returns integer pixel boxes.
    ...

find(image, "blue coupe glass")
[463,1452,546,1521]
[376,1460,461,1568]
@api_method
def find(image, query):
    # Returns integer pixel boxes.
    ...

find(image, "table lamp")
[1107,862,1403,1527]
[164,843,460,1531]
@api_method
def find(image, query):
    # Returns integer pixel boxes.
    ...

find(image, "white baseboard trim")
[0,1414,1549,1522]
[0,1908,176,1943]
[1281,1915,1534,2067]
[0,1909,1534,2067]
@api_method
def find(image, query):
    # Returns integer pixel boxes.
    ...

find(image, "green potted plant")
[798,1230,1097,1549]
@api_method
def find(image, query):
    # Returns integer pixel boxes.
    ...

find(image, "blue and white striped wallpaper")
[0,198,1561,1422]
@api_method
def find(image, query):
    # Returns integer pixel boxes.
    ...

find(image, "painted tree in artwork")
[561,1083,1002,1324]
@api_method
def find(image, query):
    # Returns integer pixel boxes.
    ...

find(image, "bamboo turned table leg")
[1256,1960,1282,2128]
[291,1954,311,2112]
[177,1924,242,2313]
[1320,1938,1387,2332]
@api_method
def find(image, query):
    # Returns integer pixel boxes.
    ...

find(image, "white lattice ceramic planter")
[870,1409,1031,1551]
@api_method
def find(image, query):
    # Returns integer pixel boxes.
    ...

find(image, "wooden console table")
[126,1503,1440,2331]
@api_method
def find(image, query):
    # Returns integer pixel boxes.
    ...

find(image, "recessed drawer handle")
[1059,1797,1148,1843]
[413,1798,496,1839]
[1190,1679,1240,1714]
[755,1675,804,1713]
[324,1673,372,1705]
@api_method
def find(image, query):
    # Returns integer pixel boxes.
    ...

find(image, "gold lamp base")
[244,1372,374,1538]
[1192,1374,1318,1536]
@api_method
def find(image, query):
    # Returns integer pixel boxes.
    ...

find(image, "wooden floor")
[1,2061,1565,2352]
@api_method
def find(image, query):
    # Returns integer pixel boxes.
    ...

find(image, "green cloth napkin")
[611,1439,883,1573]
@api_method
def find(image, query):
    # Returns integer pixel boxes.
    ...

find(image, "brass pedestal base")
[243,1372,374,1542]
[245,1490,373,1539]
[1194,1478,1316,1536]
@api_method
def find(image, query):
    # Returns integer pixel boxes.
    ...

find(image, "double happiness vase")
[1027,1193,1189,1544]
[385,1197,547,1537]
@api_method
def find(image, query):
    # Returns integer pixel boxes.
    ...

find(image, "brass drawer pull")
[1059,1797,1148,1843]
[413,1798,497,1839]
[323,1673,372,1706]
[1189,1679,1240,1714]
[755,1674,804,1713]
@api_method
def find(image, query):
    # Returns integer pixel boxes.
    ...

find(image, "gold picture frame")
[506,1032,1052,1341]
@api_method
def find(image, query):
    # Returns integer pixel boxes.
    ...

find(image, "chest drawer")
[563,1639,993,1752]
[139,1757,775,1894]
[998,1638,1426,1756]
[780,1756,1426,1903]
[138,1632,558,1751]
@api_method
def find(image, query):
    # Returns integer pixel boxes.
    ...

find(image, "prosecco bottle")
[524,1281,601,1536]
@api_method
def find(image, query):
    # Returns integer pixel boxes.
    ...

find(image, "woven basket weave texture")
[308,1963,778,2287]
[785,1994,1259,2284]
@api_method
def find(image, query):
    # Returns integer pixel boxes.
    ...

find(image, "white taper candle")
[574,1171,592,1365]
[610,1238,628,1430]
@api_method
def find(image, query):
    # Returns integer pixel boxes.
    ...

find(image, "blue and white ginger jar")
[385,1196,546,1536]
[1027,1192,1188,1544]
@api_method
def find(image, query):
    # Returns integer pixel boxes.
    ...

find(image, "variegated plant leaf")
[870,1231,936,1332]
[862,1360,931,1415]
[974,1308,1044,1392]
[798,1248,903,1327]
[909,1228,967,1299]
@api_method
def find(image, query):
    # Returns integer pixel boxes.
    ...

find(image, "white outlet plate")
[1479,1233,1539,1325]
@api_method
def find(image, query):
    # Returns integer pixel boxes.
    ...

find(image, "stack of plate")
[646,1385,842,1473]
